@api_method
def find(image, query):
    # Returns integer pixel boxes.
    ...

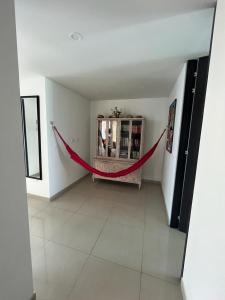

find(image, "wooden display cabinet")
[93,117,144,189]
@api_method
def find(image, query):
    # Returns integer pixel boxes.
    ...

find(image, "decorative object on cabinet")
[111,106,122,118]
[166,99,177,153]
[93,117,144,189]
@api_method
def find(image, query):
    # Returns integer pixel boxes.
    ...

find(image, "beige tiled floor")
[28,176,185,300]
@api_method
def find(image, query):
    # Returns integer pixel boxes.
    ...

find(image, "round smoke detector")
[69,32,83,41]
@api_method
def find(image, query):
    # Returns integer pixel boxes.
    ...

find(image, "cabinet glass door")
[108,120,118,158]
[98,120,107,156]
[130,120,142,159]
[119,120,130,159]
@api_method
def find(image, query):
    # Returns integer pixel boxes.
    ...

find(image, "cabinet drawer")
[93,159,141,184]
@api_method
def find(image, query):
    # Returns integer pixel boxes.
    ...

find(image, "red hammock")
[53,126,166,178]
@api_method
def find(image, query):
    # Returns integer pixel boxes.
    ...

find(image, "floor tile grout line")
[47,196,89,214]
[65,207,114,299]
[28,203,50,218]
[73,210,112,222]
[31,231,91,300]
[32,234,91,256]
[31,232,181,287]
[30,189,145,259]
[139,272,143,300]
[30,217,143,258]
[45,195,117,214]
[91,253,142,274]
[65,252,90,300]
[31,229,179,281]
[139,194,147,300]
[104,212,145,229]
[29,211,111,256]
[29,203,74,219]
[141,194,146,274]
[30,204,114,258]
[141,271,181,285]
[31,232,180,288]
[30,208,75,242]
[89,206,114,255]
[29,177,183,300]
[32,230,142,276]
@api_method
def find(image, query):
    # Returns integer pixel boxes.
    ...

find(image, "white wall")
[46,79,90,197]
[161,63,187,222]
[90,98,168,181]
[20,77,90,198]
[20,76,50,198]
[0,1,33,299]
[182,1,225,299]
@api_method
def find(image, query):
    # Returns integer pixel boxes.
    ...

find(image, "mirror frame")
[20,95,42,180]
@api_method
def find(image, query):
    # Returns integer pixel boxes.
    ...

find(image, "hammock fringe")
[53,126,166,178]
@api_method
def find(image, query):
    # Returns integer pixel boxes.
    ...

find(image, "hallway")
[28,176,185,300]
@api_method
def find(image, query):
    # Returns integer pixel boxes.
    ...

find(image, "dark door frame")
[179,7,216,277]
[170,6,216,233]
[178,56,210,233]
[170,60,198,229]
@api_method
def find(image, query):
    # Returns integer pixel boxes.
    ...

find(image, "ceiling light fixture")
[69,32,83,41]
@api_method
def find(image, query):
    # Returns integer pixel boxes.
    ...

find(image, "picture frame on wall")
[166,99,177,153]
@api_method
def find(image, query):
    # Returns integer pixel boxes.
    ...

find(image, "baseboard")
[165,204,170,226]
[181,279,187,300]
[31,292,36,300]
[27,174,89,202]
[160,183,171,226]
[50,173,89,201]
[142,178,161,185]
[27,193,49,202]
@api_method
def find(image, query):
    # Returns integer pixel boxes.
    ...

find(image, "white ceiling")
[15,0,215,100]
